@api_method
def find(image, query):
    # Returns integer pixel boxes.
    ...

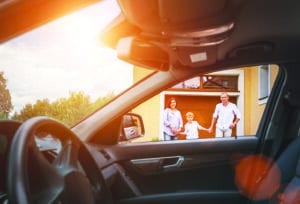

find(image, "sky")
[0,0,133,114]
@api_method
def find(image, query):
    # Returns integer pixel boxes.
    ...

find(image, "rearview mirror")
[119,113,145,142]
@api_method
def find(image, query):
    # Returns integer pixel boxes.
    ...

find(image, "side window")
[125,65,279,143]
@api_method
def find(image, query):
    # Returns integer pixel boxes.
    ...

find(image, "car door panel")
[106,136,257,203]
[117,191,245,204]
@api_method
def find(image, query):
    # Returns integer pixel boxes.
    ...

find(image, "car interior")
[1,0,300,203]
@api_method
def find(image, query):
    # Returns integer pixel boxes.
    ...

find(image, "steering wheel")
[7,116,112,204]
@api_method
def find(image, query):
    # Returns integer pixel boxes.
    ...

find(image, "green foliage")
[0,71,13,119]
[49,92,92,126]
[91,92,115,111]
[12,91,115,126]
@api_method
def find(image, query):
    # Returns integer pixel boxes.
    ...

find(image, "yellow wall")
[270,65,279,85]
[133,95,161,142]
[133,67,153,82]
[243,67,262,134]
[243,65,278,135]
[132,67,161,142]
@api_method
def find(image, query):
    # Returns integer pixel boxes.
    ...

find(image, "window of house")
[202,75,238,91]
[258,65,270,104]
[171,75,238,92]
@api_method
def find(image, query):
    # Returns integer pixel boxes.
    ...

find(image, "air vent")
[99,149,111,160]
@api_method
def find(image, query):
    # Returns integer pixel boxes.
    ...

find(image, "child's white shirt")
[184,121,203,139]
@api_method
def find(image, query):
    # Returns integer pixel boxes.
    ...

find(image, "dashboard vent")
[99,149,111,161]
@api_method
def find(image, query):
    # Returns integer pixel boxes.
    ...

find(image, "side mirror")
[119,113,145,142]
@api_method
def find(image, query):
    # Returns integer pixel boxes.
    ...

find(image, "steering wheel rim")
[7,116,112,204]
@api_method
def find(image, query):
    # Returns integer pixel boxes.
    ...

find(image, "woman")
[163,97,183,140]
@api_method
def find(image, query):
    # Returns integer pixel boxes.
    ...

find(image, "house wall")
[132,68,161,142]
[133,67,153,82]
[244,67,261,134]
[243,65,279,135]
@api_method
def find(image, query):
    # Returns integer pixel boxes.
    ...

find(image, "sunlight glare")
[62,14,98,49]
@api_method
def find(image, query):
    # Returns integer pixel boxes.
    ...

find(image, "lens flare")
[234,154,281,200]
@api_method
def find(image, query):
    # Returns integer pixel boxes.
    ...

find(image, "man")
[208,92,241,137]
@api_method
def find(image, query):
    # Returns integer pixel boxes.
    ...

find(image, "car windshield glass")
[0,1,154,126]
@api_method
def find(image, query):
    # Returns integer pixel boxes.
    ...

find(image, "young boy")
[183,112,209,139]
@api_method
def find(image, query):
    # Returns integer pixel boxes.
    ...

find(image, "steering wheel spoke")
[53,139,80,172]
[27,143,64,202]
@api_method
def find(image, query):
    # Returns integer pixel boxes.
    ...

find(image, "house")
[132,65,278,141]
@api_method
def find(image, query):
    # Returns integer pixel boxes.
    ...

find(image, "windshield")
[0,1,148,126]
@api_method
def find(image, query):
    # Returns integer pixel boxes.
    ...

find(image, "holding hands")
[169,125,181,135]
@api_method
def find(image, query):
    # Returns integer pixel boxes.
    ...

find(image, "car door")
[87,66,285,203]
[93,65,282,204]
[107,137,257,204]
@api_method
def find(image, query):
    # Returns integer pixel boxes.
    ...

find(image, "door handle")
[130,156,185,173]
[160,156,184,169]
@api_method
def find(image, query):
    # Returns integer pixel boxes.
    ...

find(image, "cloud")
[0,1,133,113]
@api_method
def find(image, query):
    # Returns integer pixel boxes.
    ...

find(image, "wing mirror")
[119,113,145,142]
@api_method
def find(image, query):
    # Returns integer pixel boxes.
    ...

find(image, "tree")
[49,91,92,126]
[0,71,12,119]
[12,99,51,121]
[11,91,116,126]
